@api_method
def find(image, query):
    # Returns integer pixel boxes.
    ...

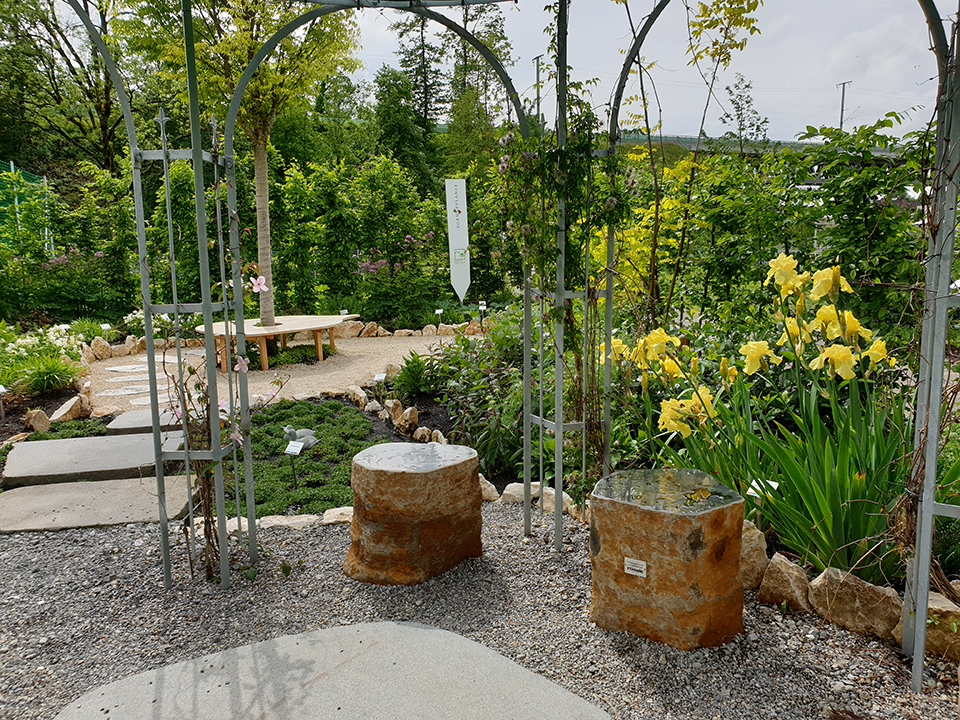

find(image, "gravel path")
[0,503,954,720]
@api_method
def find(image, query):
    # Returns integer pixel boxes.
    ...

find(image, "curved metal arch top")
[225,2,529,157]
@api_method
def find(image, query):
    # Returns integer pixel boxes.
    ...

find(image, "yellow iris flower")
[643,327,681,361]
[809,266,853,301]
[863,339,895,367]
[658,386,718,439]
[840,310,872,344]
[764,253,798,287]
[776,317,813,347]
[739,340,781,375]
[810,344,858,380]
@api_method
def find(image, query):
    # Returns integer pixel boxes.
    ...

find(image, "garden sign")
[444,178,471,302]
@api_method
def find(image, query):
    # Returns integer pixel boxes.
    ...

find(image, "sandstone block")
[359,322,379,338]
[539,487,574,515]
[412,330,422,336]
[393,329,415,337]
[322,506,354,525]
[91,405,122,418]
[421,324,437,336]
[499,482,541,503]
[384,399,403,425]
[464,319,482,335]
[757,553,812,613]
[344,443,482,585]
[430,430,448,445]
[330,320,364,338]
[80,342,96,365]
[894,592,960,661]
[365,401,383,414]
[809,567,902,640]
[384,363,402,380]
[739,519,769,591]
[589,469,744,650]
[24,409,50,433]
[413,427,432,442]
[479,473,499,502]
[1,432,30,448]
[259,514,319,530]
[50,396,89,423]
[376,327,393,337]
[90,336,112,360]
[437,323,457,336]
[396,407,419,435]
[345,385,368,408]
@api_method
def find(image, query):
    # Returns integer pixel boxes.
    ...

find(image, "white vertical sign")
[445,178,470,302]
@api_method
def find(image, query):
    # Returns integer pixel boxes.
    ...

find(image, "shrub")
[15,354,83,395]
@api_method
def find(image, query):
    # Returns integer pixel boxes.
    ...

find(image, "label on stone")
[624,557,647,578]
[285,440,304,456]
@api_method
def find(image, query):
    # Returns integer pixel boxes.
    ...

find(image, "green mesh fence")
[0,161,50,254]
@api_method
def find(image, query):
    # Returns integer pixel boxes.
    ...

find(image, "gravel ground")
[0,503,955,720]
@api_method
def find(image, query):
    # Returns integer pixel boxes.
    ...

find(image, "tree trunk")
[253,139,275,327]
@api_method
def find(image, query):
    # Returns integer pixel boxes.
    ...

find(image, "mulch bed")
[0,388,77,444]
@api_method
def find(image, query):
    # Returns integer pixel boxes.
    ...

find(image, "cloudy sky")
[348,0,942,142]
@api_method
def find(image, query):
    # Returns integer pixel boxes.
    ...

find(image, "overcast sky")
[348,0,942,142]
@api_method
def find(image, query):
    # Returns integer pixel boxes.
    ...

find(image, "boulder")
[364,401,383,414]
[187,338,205,348]
[376,326,393,337]
[570,501,591,524]
[437,323,457,336]
[345,385,368,408]
[499,482,541,504]
[383,399,403,426]
[384,363,402,380]
[330,320,364,339]
[893,592,960,662]
[79,381,93,401]
[1,432,30,448]
[321,506,354,525]
[90,336,112,361]
[378,409,390,422]
[359,322,379,338]
[396,407,419,435]
[463,319,482,336]
[809,567,902,640]
[393,329,415,337]
[430,429,448,445]
[539,487,574,515]
[80,342,96,365]
[412,330,423,336]
[50,395,90,423]
[421,324,437,336]
[24,409,50,433]
[479,473,499,502]
[344,443,482,585]
[757,553,813,613]
[739,519,769,591]
[413,427,432,443]
[134,337,148,353]
[91,405,122,418]
[259,514,319,530]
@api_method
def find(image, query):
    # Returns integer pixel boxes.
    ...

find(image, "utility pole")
[534,54,544,133]
[837,80,852,130]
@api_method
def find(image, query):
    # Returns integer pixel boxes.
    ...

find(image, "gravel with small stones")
[0,503,954,720]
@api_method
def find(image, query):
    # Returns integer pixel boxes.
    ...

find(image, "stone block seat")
[344,443,482,585]
[589,468,744,650]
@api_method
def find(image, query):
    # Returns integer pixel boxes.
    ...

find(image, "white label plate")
[624,557,647,578]
[285,440,304,456]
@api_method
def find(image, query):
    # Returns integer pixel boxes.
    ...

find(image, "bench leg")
[217,336,229,372]
[259,337,269,371]
[327,330,336,353]
[313,330,324,361]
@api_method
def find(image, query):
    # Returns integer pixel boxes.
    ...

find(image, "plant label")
[624,557,647,578]
[444,178,470,302]
[285,441,304,456]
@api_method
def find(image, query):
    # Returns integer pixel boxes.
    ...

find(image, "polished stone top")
[592,468,742,515]
[353,442,477,474]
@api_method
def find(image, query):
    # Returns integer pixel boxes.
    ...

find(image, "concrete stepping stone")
[1,433,179,488]
[0,475,193,533]
[96,385,153,397]
[105,364,149,373]
[105,373,152,383]
[106,409,180,435]
[54,622,612,720]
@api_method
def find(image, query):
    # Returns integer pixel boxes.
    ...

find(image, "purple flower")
[250,276,269,293]
[234,356,250,374]
[229,429,243,447]
[94,251,104,258]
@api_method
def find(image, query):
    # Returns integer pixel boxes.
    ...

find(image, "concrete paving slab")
[55,622,611,720]
[105,373,152,383]
[106,409,180,435]
[105,364,149,373]
[2,433,179,488]
[96,385,152,396]
[0,475,193,533]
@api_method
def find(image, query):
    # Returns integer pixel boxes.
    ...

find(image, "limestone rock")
[359,322,379,338]
[378,409,390,422]
[809,567,902,640]
[479,473,499,502]
[365,401,383,414]
[1,432,30,448]
[376,326,393,337]
[321,506,354,525]
[413,427,432,443]
[90,336,112,361]
[91,405,122,418]
[330,320,364,338]
[430,430,448,445]
[384,363,402,380]
[739,519,769,591]
[80,342,96,365]
[393,329,415,337]
[499,482,541,503]
[396,407,419,435]
[345,385,368,408]
[570,501,591,524]
[110,339,130,357]
[421,324,437,336]
[50,395,90,423]
[259,514,319,530]
[187,338,205,348]
[589,469,744,650]
[344,443,482,585]
[539,487,574,515]
[24,409,50,433]
[384,399,403,425]
[437,323,457,336]
[893,592,960,662]
[463,319,482,336]
[79,381,93,401]
[412,330,422,336]
[757,553,813,613]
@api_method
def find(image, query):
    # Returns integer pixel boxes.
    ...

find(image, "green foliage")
[14,354,82,395]
[227,398,383,517]
[27,417,109,442]
[393,352,438,397]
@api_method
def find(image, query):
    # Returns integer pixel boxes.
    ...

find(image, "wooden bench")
[197,314,360,371]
